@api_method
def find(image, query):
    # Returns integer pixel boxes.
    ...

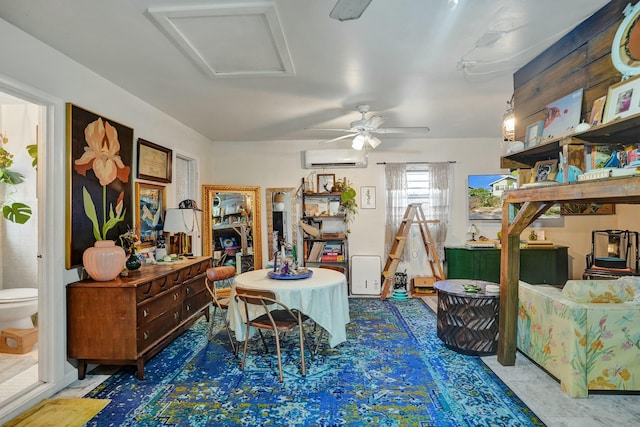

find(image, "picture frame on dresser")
[135,182,165,248]
[137,138,173,183]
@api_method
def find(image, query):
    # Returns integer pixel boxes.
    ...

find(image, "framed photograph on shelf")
[137,138,172,183]
[542,88,583,139]
[589,95,607,126]
[360,186,376,209]
[525,121,544,146]
[317,173,335,193]
[530,159,559,183]
[136,182,165,247]
[603,75,640,123]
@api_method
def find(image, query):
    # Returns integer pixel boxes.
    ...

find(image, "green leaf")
[26,144,38,169]
[2,202,32,224]
[82,187,102,240]
[0,169,25,185]
[102,205,126,237]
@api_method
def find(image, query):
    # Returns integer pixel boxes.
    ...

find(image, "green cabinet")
[444,246,568,285]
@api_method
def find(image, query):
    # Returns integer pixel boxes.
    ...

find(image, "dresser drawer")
[137,306,181,353]
[136,288,181,327]
[136,275,174,303]
[183,288,210,320]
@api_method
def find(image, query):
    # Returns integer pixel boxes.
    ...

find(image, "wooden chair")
[318,265,345,274]
[234,286,311,382]
[205,266,237,355]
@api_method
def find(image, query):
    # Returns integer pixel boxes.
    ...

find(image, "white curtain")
[384,162,452,273]
[384,163,408,258]
[422,162,452,262]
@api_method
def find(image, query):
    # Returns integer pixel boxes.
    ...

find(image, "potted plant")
[335,178,358,233]
[0,134,34,224]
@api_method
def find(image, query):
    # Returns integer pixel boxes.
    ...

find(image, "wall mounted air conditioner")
[303,149,368,169]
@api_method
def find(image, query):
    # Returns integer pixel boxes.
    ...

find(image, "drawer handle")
[186,287,191,294]
[143,309,149,317]
[173,312,179,320]
[143,331,150,340]
[185,304,191,312]
[174,293,179,301]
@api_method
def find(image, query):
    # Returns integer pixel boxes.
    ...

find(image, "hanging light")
[352,134,365,150]
[368,136,382,149]
[502,95,515,141]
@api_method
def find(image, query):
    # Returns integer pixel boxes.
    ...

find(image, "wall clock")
[612,1,640,79]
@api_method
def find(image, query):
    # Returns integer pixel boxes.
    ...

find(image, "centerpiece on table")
[268,240,311,280]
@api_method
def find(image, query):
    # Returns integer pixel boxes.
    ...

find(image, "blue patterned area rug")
[85,298,544,426]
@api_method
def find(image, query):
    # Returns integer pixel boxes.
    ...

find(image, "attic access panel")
[148,3,294,78]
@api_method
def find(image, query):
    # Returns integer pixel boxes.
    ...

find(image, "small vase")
[126,252,142,270]
[83,240,126,281]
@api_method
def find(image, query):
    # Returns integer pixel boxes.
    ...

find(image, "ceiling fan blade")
[374,126,430,134]
[330,0,372,21]
[366,115,385,129]
[306,127,354,132]
[323,133,358,144]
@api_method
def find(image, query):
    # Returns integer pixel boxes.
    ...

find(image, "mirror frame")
[265,187,297,260]
[202,185,262,270]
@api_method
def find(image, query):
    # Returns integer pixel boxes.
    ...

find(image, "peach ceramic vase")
[82,240,126,281]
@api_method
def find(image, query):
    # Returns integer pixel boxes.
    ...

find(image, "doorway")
[0,92,44,407]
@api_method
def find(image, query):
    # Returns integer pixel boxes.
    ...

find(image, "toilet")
[0,288,38,330]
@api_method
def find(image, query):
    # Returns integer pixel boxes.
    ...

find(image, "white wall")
[0,103,39,290]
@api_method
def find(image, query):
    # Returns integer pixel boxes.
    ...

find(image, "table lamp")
[467,224,479,241]
[163,208,197,256]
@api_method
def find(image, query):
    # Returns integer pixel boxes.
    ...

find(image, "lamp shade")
[352,134,365,150]
[467,224,479,235]
[163,208,197,233]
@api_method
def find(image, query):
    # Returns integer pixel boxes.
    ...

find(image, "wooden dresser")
[67,256,211,379]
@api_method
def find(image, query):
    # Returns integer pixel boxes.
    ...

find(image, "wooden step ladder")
[381,204,444,299]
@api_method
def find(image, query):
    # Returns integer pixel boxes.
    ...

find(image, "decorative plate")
[612,2,640,78]
[267,270,313,280]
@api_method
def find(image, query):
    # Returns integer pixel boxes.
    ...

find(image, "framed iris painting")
[66,103,133,269]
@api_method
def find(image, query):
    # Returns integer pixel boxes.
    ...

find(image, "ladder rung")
[395,236,407,241]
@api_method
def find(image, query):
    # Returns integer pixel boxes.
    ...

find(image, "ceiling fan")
[307,104,430,150]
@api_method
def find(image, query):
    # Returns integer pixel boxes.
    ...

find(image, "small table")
[433,279,500,356]
[228,268,350,348]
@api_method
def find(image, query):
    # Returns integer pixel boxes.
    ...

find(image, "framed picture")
[361,186,376,209]
[530,159,559,183]
[589,95,607,126]
[317,173,335,193]
[525,121,544,146]
[136,182,165,248]
[543,88,583,139]
[603,74,640,123]
[66,103,133,268]
[137,138,172,183]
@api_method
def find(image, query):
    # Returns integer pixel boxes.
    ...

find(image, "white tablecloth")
[228,268,350,347]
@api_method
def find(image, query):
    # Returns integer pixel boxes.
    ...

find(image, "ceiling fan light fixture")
[369,136,382,149]
[330,0,372,21]
[352,134,365,150]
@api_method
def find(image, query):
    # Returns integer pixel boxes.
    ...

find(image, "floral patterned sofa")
[517,277,640,397]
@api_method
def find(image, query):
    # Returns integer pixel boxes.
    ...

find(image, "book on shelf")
[525,240,554,247]
[320,255,344,262]
[465,241,496,248]
[308,242,325,262]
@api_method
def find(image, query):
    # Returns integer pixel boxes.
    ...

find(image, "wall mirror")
[202,185,262,272]
[265,187,297,261]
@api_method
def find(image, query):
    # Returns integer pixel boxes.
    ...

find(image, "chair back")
[205,266,235,300]
[319,265,345,274]
[235,287,277,308]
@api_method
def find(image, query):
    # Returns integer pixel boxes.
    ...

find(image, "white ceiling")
[0,0,611,146]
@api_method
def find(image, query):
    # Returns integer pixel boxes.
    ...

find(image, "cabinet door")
[445,248,475,279]
[520,248,568,285]
[475,250,500,283]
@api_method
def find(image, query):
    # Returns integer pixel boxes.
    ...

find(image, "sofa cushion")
[562,277,640,303]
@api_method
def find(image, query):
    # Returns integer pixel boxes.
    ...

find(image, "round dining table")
[228,268,350,348]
